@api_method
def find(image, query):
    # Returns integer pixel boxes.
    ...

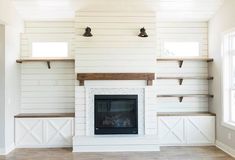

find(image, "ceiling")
[12,0,225,21]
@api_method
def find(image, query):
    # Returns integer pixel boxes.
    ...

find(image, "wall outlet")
[228,133,232,140]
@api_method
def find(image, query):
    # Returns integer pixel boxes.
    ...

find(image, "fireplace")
[94,95,138,134]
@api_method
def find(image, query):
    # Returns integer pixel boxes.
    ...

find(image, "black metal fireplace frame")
[94,95,138,135]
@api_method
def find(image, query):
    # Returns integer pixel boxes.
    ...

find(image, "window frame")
[222,29,235,130]
[160,39,202,57]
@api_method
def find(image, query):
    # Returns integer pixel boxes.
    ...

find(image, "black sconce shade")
[83,27,93,37]
[138,27,148,37]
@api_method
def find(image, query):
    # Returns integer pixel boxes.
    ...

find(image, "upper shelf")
[16,58,75,69]
[156,57,213,68]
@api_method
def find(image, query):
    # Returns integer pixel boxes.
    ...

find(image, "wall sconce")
[83,27,93,37]
[138,27,148,37]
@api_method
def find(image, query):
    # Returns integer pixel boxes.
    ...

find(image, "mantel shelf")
[157,76,214,85]
[156,57,213,68]
[157,94,214,102]
[16,58,75,69]
[77,73,155,86]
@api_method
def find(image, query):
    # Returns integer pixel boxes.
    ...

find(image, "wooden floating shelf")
[157,76,214,85]
[14,113,75,118]
[16,58,75,69]
[77,73,155,86]
[157,94,214,102]
[156,57,213,68]
[157,112,216,117]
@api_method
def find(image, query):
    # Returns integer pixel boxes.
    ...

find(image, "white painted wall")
[209,0,235,151]
[0,24,5,152]
[0,0,23,155]
[5,24,23,153]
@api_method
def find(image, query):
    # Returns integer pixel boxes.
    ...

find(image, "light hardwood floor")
[0,147,234,160]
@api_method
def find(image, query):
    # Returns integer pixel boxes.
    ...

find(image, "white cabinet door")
[158,116,185,144]
[185,116,215,144]
[15,118,74,148]
[158,116,215,145]
[15,118,44,146]
[44,118,74,146]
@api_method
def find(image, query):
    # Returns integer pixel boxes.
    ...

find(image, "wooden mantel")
[77,73,155,86]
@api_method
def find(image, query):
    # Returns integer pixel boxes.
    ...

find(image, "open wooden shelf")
[157,94,214,102]
[15,113,75,118]
[157,76,214,85]
[156,57,213,68]
[157,112,216,117]
[16,58,75,69]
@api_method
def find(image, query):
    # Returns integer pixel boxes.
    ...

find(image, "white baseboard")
[0,148,5,155]
[216,140,235,158]
[0,143,15,155]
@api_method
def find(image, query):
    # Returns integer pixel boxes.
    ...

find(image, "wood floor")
[0,147,234,160]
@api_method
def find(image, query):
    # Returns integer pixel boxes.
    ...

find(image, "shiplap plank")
[76,11,156,17]
[75,23,156,29]
[76,28,156,36]
[76,17,156,23]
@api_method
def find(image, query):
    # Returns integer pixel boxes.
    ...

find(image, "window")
[222,30,235,129]
[32,42,68,57]
[162,41,200,57]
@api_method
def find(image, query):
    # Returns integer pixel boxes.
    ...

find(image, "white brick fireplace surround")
[73,83,159,152]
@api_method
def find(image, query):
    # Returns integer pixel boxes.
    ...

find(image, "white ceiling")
[12,0,225,21]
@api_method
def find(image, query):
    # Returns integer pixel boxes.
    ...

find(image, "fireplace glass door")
[95,95,138,134]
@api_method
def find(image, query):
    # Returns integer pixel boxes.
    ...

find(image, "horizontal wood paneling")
[156,22,208,57]
[20,21,76,113]
[21,21,75,58]
[21,61,75,113]
[75,11,156,73]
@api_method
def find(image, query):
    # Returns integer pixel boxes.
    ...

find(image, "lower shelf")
[157,112,216,117]
[15,113,75,118]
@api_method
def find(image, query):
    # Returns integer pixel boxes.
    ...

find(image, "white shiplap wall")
[156,22,208,57]
[156,22,209,112]
[21,21,75,58]
[20,20,209,113]
[20,21,75,113]
[75,11,157,73]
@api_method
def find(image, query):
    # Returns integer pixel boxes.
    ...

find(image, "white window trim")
[221,28,235,131]
[160,39,203,57]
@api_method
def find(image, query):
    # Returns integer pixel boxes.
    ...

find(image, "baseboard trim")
[0,143,15,155]
[216,140,235,158]
[0,148,5,155]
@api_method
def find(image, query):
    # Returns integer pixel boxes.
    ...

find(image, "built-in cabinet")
[158,115,215,145]
[15,117,74,148]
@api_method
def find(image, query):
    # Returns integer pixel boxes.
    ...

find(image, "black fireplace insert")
[94,95,138,135]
